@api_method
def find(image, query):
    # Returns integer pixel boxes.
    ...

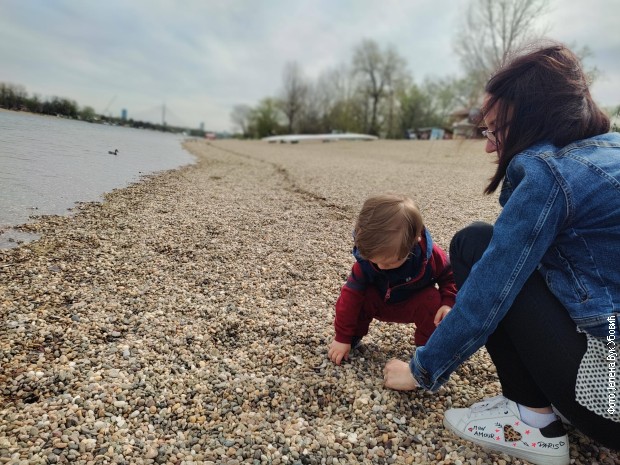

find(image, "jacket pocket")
[546,248,589,302]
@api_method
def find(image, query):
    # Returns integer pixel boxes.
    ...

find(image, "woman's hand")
[328,340,351,365]
[383,359,419,390]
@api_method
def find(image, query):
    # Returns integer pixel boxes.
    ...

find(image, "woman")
[383,42,620,464]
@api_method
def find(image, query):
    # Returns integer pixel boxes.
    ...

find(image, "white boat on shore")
[262,133,378,144]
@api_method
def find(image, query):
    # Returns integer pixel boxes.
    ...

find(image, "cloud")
[545,0,620,107]
[1,0,618,131]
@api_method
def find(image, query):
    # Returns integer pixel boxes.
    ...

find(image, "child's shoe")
[443,395,569,465]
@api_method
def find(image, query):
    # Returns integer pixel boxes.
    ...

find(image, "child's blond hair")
[354,193,424,260]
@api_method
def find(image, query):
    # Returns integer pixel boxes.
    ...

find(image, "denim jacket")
[411,132,620,391]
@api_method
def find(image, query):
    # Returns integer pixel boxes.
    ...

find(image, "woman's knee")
[449,222,494,287]
[449,222,494,260]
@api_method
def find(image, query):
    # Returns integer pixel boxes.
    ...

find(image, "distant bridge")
[116,104,194,129]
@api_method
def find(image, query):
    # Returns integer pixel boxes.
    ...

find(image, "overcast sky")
[1,0,618,132]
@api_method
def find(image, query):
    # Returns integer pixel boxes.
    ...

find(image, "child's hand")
[328,340,351,365]
[434,305,452,326]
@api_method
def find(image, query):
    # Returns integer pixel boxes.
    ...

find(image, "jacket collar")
[352,227,433,264]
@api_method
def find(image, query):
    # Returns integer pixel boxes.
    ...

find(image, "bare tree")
[454,0,550,99]
[352,39,408,136]
[315,66,347,119]
[450,76,483,111]
[278,62,309,134]
[312,65,361,133]
[297,82,323,134]
[230,104,253,137]
[421,77,462,124]
[570,43,601,85]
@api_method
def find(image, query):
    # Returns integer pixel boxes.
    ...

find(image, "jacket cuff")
[334,333,353,344]
[441,297,456,308]
[409,348,438,392]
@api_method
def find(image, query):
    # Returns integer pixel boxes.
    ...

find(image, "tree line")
[231,43,481,140]
[0,82,192,134]
[231,0,613,140]
[0,82,96,121]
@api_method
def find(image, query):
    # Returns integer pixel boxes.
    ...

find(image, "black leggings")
[449,222,620,450]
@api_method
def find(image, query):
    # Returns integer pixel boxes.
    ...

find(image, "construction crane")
[103,95,117,117]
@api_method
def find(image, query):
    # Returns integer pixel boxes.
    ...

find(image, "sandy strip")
[0,140,615,464]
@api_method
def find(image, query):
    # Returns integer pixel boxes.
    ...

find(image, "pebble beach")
[1,139,618,465]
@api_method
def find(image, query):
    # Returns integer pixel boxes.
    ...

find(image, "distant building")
[405,129,417,140]
[121,109,128,121]
[416,127,447,140]
[199,122,205,131]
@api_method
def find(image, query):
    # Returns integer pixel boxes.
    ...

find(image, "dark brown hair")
[354,193,423,260]
[483,41,610,194]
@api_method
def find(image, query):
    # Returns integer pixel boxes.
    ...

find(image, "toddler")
[328,193,457,365]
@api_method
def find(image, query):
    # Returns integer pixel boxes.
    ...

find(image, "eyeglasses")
[481,128,498,144]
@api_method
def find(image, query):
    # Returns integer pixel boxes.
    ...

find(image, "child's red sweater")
[334,228,457,343]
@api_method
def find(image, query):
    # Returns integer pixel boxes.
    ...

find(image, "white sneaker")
[443,395,569,465]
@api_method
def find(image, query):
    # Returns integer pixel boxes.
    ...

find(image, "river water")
[0,110,196,248]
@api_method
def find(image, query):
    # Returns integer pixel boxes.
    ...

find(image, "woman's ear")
[417,236,422,242]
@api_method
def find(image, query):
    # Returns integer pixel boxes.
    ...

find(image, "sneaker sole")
[442,416,569,465]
